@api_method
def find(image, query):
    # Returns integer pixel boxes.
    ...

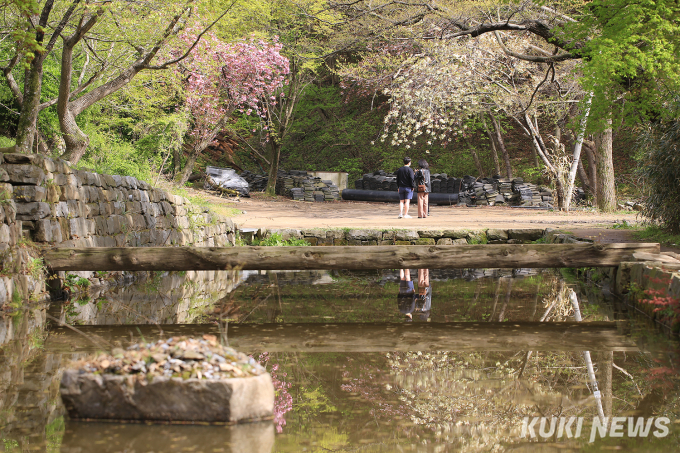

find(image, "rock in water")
[60,335,274,423]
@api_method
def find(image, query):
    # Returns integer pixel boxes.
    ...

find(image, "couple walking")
[396,156,430,219]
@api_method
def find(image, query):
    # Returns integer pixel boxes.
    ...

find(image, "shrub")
[637,103,680,232]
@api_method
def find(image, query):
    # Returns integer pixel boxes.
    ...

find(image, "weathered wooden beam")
[43,243,660,271]
[45,322,637,352]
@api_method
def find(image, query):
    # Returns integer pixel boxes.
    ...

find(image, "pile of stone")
[60,335,274,423]
[70,335,264,382]
[275,171,340,202]
[240,170,268,192]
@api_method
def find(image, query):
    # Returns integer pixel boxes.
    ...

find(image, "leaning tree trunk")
[14,55,46,154]
[59,108,90,163]
[594,123,617,212]
[489,112,512,178]
[583,140,598,204]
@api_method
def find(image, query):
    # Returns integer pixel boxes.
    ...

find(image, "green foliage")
[636,104,680,232]
[571,0,680,128]
[610,220,637,230]
[25,257,45,279]
[634,225,680,247]
[252,233,310,246]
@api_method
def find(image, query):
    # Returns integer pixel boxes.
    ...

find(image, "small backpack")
[415,169,426,192]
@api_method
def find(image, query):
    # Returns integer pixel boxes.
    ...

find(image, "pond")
[1,268,678,452]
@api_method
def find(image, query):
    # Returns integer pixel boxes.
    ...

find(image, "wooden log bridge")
[44,243,659,271]
[43,243,659,272]
[46,322,637,352]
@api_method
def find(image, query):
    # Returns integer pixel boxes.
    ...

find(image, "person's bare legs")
[403,198,411,217]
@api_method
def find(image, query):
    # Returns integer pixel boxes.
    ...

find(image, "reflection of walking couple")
[397,269,431,321]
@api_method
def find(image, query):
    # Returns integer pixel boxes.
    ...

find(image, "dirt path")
[197,191,641,232]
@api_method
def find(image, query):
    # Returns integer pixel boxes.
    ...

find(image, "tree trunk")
[177,146,201,186]
[173,147,182,177]
[583,140,598,204]
[594,123,617,212]
[43,243,660,272]
[564,93,592,211]
[265,139,281,195]
[463,136,484,176]
[47,322,635,354]
[481,115,501,176]
[577,159,591,194]
[488,111,512,178]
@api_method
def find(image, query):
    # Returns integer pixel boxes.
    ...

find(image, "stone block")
[0,224,10,243]
[102,174,116,187]
[124,176,138,189]
[395,230,419,241]
[436,238,453,245]
[60,184,80,201]
[317,238,334,246]
[333,239,348,246]
[507,239,524,244]
[0,168,8,182]
[138,180,151,191]
[110,215,128,235]
[51,220,63,243]
[415,238,436,246]
[98,202,113,216]
[395,240,412,245]
[94,216,107,235]
[486,229,509,241]
[442,229,468,239]
[0,182,12,194]
[379,240,394,245]
[362,240,378,246]
[466,230,487,244]
[382,231,395,241]
[87,203,100,216]
[160,201,175,216]
[54,202,68,217]
[348,239,361,246]
[34,219,53,242]
[113,201,125,215]
[347,229,382,241]
[2,153,37,164]
[46,184,60,203]
[302,229,326,239]
[12,185,46,202]
[508,228,545,241]
[306,237,319,246]
[452,238,468,245]
[417,230,443,238]
[16,202,51,220]
[67,200,87,218]
[140,190,150,202]
[4,164,45,185]
[111,175,123,187]
[272,229,301,241]
[69,218,95,239]
[326,230,346,240]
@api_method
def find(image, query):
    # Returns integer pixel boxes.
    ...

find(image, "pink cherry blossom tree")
[172,29,289,185]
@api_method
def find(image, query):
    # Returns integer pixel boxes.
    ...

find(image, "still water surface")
[1,269,678,452]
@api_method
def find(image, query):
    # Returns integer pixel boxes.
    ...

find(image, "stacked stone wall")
[254,227,547,246]
[0,152,236,306]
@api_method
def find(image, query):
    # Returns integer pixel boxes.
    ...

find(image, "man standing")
[396,157,415,218]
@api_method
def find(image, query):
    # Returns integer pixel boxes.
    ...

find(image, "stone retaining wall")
[1,152,236,306]
[253,227,547,245]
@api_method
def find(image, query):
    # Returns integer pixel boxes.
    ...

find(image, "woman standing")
[416,159,431,218]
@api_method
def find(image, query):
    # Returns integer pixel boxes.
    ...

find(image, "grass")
[252,233,311,246]
[609,220,638,230]
[634,225,680,247]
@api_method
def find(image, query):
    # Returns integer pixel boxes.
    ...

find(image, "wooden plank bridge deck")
[43,243,660,271]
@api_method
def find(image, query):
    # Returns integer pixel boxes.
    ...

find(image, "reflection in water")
[398,269,432,321]
[0,269,678,452]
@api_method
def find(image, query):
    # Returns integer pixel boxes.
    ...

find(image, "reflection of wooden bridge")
[44,243,659,271]
[46,322,638,353]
